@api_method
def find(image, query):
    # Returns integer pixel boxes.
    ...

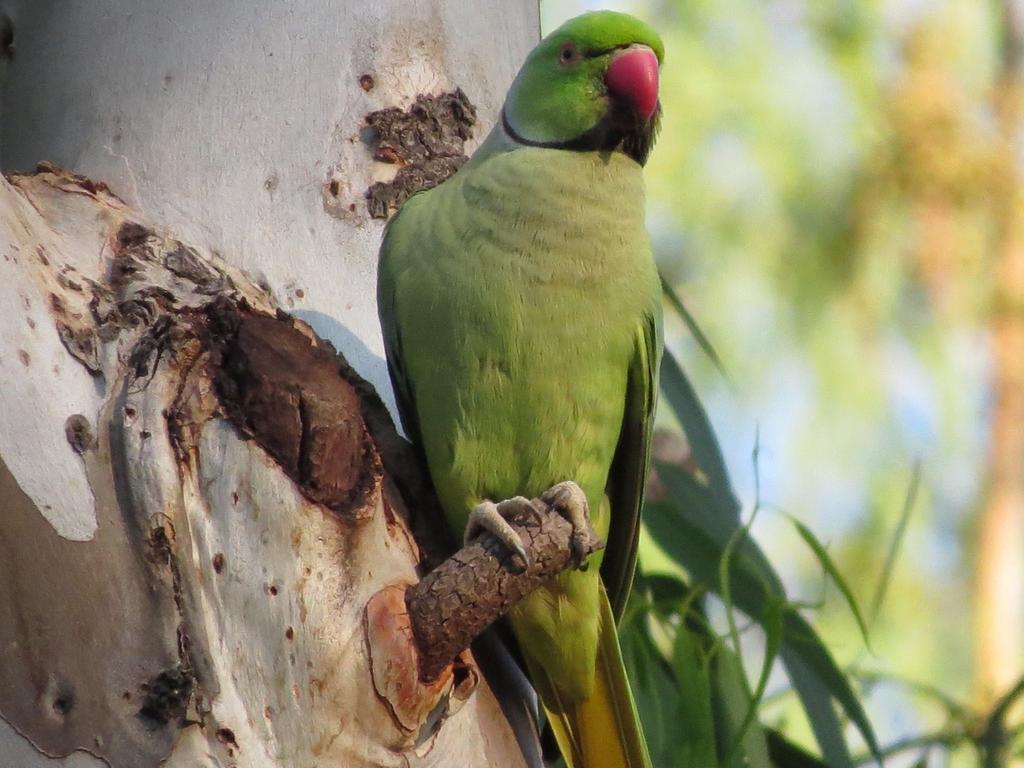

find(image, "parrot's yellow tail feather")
[530,584,652,768]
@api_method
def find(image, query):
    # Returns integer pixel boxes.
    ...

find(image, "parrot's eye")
[558,41,581,66]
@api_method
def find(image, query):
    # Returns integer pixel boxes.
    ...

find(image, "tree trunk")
[974,0,1024,709]
[0,2,543,766]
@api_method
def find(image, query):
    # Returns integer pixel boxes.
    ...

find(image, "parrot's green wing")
[377,211,423,448]
[601,304,662,619]
[378,206,549,768]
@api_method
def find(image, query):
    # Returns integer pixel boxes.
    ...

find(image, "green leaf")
[655,350,883,764]
[724,597,784,766]
[673,625,720,768]
[712,644,772,768]
[645,477,883,764]
[716,507,782,764]
[785,610,881,764]
[869,462,920,624]
[646,572,693,610]
[765,728,829,768]
[654,461,781,593]
[659,349,742,525]
[719,507,760,657]
[783,647,853,768]
[620,601,690,767]
[661,275,730,381]
[623,570,724,767]
[787,515,871,650]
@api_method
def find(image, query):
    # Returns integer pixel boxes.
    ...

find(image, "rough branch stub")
[406,501,604,682]
[211,304,380,519]
[364,88,477,218]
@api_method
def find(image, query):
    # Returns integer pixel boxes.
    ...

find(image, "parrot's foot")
[465,496,538,573]
[542,480,592,570]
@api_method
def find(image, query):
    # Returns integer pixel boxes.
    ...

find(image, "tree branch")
[407,502,604,682]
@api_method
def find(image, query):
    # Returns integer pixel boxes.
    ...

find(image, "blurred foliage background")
[541,0,1024,765]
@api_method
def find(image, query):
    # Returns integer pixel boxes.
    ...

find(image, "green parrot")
[377,11,664,768]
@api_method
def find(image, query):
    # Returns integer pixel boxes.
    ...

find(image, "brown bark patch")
[365,583,472,739]
[138,667,193,730]
[363,88,477,218]
[64,413,95,454]
[210,304,381,520]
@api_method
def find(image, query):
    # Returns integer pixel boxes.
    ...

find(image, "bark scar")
[210,303,381,521]
[362,88,477,219]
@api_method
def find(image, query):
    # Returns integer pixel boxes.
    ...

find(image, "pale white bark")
[1,0,536,418]
[0,1,540,765]
[0,165,530,768]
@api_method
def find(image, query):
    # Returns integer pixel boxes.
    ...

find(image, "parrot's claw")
[465,497,536,573]
[542,480,592,570]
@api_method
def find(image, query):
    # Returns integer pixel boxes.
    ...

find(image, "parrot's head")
[503,11,664,166]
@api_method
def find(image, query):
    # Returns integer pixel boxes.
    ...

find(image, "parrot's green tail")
[528,584,652,768]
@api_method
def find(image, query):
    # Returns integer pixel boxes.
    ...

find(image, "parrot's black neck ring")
[501,105,658,166]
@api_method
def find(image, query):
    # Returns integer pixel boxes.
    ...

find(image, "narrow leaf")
[654,462,782,593]
[724,597,784,767]
[673,626,719,768]
[620,617,686,767]
[645,491,884,763]
[661,275,730,381]
[765,728,830,768]
[787,515,871,650]
[659,349,741,524]
[713,644,772,768]
[654,353,883,763]
[870,462,921,624]
[783,647,854,768]
[782,612,881,765]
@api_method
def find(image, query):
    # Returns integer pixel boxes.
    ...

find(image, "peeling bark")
[0,167,539,767]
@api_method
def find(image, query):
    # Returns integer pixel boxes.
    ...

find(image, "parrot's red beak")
[605,46,660,121]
